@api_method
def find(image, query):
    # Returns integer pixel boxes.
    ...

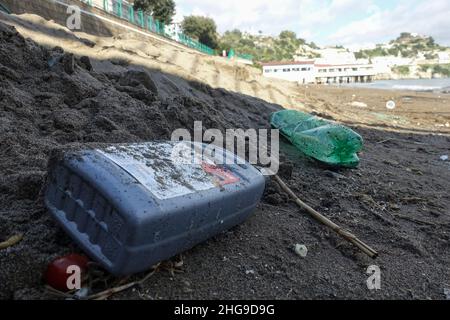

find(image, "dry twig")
[273,175,378,259]
[0,234,23,250]
[85,262,161,300]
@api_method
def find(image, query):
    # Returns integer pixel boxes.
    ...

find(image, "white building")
[315,63,375,84]
[262,61,316,84]
[262,61,375,84]
[371,56,413,75]
[314,48,357,65]
[438,52,450,64]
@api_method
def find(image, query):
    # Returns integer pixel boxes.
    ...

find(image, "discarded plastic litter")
[294,244,308,258]
[271,110,363,168]
[350,101,367,108]
[45,141,265,275]
[386,100,396,110]
[0,233,23,250]
[440,155,449,161]
[45,254,89,292]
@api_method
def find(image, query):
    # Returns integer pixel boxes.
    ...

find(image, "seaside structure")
[315,63,375,84]
[314,48,357,65]
[438,52,450,64]
[262,61,375,84]
[262,61,316,84]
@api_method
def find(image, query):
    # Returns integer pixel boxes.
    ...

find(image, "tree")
[279,30,297,40]
[355,51,364,59]
[309,42,319,49]
[181,16,219,49]
[392,65,410,75]
[399,32,411,39]
[133,0,175,24]
[219,29,245,53]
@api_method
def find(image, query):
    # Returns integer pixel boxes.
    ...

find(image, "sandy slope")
[0,13,299,106]
[2,12,449,134]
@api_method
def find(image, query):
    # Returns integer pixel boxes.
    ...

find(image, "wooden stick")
[273,175,378,259]
[85,263,160,300]
[0,234,23,250]
[86,282,138,300]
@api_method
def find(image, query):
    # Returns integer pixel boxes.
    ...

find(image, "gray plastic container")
[45,141,265,275]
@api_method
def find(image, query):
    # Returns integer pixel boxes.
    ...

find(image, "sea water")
[339,78,450,92]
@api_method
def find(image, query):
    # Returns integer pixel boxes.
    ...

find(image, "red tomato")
[45,254,89,292]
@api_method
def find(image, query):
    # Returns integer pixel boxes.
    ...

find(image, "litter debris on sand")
[274,175,378,259]
[386,100,396,110]
[293,244,308,258]
[44,254,89,292]
[0,20,280,298]
[271,110,363,168]
[439,155,449,161]
[45,142,265,275]
[0,234,23,250]
[1,12,450,300]
[349,101,368,108]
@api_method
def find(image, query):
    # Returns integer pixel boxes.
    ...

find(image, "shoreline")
[327,78,450,94]
[296,84,450,135]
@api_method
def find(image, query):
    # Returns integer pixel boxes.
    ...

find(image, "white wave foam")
[391,85,441,91]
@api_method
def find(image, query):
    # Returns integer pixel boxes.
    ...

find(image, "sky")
[174,0,450,49]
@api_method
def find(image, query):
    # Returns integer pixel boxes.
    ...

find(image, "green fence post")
[147,16,153,31]
[128,6,134,23]
[137,10,144,28]
[117,0,123,18]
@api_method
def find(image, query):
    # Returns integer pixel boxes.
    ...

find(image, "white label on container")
[97,142,237,200]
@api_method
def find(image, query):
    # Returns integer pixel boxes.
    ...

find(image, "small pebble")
[294,244,308,258]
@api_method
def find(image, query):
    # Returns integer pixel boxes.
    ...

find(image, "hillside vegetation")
[419,63,450,77]
[355,32,447,59]
[218,30,319,62]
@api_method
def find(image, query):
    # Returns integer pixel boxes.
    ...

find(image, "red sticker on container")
[202,163,240,186]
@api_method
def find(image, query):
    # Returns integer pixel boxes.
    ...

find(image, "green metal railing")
[0,2,10,14]
[80,0,252,60]
[237,53,254,61]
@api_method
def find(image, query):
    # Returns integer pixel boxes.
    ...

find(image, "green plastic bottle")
[270,110,363,168]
